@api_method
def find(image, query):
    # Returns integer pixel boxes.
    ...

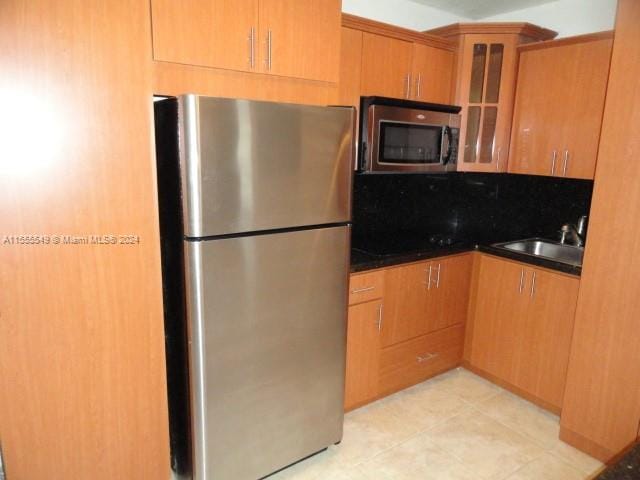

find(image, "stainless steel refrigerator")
[154,95,355,480]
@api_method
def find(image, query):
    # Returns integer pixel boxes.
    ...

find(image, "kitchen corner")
[351,172,592,276]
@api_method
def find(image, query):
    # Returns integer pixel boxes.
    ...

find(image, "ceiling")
[408,0,559,19]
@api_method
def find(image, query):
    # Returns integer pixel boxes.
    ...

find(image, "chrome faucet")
[560,215,587,247]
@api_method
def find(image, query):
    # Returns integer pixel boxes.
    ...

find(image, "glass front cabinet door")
[458,34,518,172]
[426,24,557,173]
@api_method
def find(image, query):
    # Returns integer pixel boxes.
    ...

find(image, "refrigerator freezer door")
[184,226,350,480]
[179,95,355,238]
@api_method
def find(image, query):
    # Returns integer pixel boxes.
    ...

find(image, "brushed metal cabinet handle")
[265,29,272,71]
[377,303,383,332]
[405,73,411,99]
[417,352,439,363]
[351,286,375,294]
[519,268,525,294]
[248,27,255,68]
[550,150,558,176]
[562,149,569,177]
[416,73,422,98]
[435,263,441,288]
[530,271,537,298]
[495,146,501,172]
[425,265,433,290]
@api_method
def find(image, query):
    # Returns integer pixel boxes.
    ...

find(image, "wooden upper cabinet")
[509,33,613,180]
[559,36,612,179]
[258,0,341,82]
[344,299,382,411]
[457,34,520,173]
[151,0,259,73]
[361,33,414,99]
[426,24,557,173]
[410,43,454,103]
[150,0,341,82]
[330,27,363,108]
[469,254,579,411]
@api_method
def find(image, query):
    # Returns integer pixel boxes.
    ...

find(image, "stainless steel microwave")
[358,96,461,173]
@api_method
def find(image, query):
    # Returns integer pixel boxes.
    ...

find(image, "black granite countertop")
[350,240,582,276]
[596,443,640,479]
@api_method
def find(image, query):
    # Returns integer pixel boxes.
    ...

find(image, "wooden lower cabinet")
[379,324,464,396]
[344,299,382,410]
[345,254,471,410]
[382,255,472,347]
[468,254,580,410]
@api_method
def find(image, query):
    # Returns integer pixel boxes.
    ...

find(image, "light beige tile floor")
[269,368,605,480]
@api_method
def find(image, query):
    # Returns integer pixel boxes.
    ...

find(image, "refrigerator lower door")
[184,225,350,480]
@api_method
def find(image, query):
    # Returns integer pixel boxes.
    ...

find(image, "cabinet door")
[509,37,612,179]
[361,33,413,99]
[559,38,612,180]
[151,0,259,73]
[428,255,473,332]
[344,300,382,410]
[469,255,529,382]
[258,0,341,82]
[457,35,519,173]
[382,262,431,347]
[513,269,579,409]
[330,27,363,108]
[508,46,564,177]
[411,44,454,104]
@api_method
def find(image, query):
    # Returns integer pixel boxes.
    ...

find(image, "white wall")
[341,0,467,31]
[342,0,618,38]
[481,0,618,37]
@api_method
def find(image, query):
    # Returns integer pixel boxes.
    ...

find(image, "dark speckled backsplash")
[352,172,594,247]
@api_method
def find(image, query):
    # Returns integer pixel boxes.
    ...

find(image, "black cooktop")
[353,233,467,257]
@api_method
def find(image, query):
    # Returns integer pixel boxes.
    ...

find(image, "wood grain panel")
[348,269,384,306]
[560,0,640,462]
[378,324,464,396]
[259,0,341,82]
[344,300,382,411]
[153,61,332,105]
[509,33,612,179]
[343,14,456,51]
[508,46,565,176]
[330,27,363,108]
[0,1,168,479]
[514,268,580,409]
[560,37,612,180]
[410,43,455,103]
[382,261,431,346]
[429,254,473,332]
[151,0,259,73]
[469,255,529,382]
[360,32,413,99]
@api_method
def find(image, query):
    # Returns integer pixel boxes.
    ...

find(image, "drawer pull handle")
[351,286,375,294]
[417,352,438,363]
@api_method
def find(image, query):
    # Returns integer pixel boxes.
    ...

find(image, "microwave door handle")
[442,126,453,164]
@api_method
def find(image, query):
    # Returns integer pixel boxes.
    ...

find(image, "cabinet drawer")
[378,324,464,395]
[349,270,384,305]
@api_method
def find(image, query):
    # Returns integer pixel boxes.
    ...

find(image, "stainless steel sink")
[492,238,584,267]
